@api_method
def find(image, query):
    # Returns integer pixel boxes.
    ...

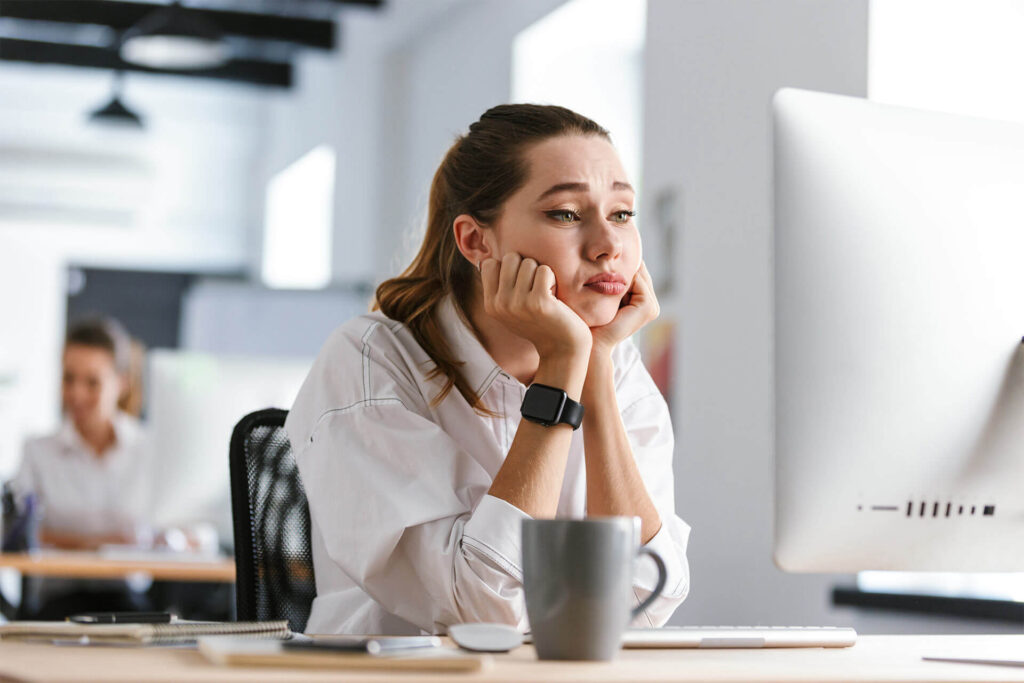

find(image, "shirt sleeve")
[294,400,532,634]
[618,354,691,627]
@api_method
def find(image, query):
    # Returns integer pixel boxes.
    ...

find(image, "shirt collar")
[57,412,135,458]
[436,295,507,397]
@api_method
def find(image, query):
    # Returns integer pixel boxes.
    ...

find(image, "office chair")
[229,408,316,632]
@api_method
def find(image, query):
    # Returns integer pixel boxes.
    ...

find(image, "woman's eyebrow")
[535,180,634,202]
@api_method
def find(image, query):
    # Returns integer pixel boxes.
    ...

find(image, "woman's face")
[62,344,122,428]
[489,135,641,327]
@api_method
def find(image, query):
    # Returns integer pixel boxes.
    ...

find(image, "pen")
[67,612,175,624]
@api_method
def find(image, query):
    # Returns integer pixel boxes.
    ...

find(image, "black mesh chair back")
[229,408,316,632]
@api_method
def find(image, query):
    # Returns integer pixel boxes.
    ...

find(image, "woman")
[286,104,690,635]
[12,318,154,617]
[14,318,152,550]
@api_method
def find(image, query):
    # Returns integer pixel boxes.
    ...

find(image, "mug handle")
[631,547,668,620]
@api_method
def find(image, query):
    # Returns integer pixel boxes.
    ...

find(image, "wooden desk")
[0,552,236,583]
[3,635,1024,682]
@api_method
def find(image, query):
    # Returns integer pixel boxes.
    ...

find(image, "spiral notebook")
[0,620,291,645]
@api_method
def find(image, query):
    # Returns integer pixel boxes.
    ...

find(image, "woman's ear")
[453,214,495,268]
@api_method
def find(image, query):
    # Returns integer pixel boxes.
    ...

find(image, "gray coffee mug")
[521,517,668,660]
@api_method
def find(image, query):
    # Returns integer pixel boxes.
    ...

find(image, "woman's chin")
[576,303,620,329]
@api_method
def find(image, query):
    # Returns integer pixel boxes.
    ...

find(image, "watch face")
[522,385,566,424]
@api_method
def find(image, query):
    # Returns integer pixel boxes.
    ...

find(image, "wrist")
[582,351,614,403]
[536,335,592,364]
[589,341,614,364]
[534,354,588,401]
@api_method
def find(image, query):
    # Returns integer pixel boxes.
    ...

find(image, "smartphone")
[283,635,440,655]
[67,612,175,624]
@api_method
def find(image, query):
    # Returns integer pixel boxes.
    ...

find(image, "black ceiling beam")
[0,1,338,50]
[0,37,291,88]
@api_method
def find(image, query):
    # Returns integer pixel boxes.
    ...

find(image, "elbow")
[440,550,529,633]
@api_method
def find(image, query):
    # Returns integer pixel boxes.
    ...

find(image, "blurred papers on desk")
[0,620,290,645]
[199,637,489,673]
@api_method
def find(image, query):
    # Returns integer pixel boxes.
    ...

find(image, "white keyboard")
[622,625,857,649]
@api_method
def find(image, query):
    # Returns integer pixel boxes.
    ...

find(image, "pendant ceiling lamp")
[88,72,144,129]
[120,1,230,70]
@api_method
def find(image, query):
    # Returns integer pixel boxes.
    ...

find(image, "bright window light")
[870,0,1024,123]
[262,145,335,289]
[512,0,646,186]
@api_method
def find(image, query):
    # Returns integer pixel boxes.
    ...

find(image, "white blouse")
[286,296,690,635]
[12,412,154,539]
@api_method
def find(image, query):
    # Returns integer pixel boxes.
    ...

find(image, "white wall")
[0,238,64,480]
[643,0,869,627]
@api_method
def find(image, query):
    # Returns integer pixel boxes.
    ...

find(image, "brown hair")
[64,317,144,416]
[373,104,610,413]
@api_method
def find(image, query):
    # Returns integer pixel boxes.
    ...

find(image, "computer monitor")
[146,350,311,546]
[772,89,1024,572]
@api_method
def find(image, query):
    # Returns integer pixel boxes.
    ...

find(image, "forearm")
[581,352,662,543]
[488,353,588,518]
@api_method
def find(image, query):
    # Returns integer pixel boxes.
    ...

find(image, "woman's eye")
[610,210,637,224]
[545,210,580,224]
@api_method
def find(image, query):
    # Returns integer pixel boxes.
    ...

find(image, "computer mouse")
[448,622,523,652]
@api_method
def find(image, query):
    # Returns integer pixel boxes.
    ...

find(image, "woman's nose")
[586,219,623,262]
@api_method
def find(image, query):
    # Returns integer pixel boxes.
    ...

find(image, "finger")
[498,252,522,293]
[638,261,654,288]
[631,267,650,296]
[515,258,539,298]
[635,262,660,317]
[532,264,557,298]
[623,264,650,302]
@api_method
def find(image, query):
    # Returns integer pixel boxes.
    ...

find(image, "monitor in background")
[146,350,311,547]
[772,89,1024,572]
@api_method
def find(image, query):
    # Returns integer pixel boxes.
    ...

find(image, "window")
[262,145,335,289]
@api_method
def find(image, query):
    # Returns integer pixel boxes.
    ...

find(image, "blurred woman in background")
[14,317,152,550]
[11,317,153,617]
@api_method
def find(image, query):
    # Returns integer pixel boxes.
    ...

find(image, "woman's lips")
[585,281,627,295]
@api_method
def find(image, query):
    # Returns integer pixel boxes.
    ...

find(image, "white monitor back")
[773,89,1024,572]
[146,350,311,545]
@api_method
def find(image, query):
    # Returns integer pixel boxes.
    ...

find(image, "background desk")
[3,635,1024,682]
[0,551,236,583]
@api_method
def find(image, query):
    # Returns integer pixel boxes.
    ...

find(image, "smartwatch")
[520,383,584,430]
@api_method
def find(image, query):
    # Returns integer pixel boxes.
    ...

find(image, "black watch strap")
[521,383,585,430]
[558,395,584,429]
